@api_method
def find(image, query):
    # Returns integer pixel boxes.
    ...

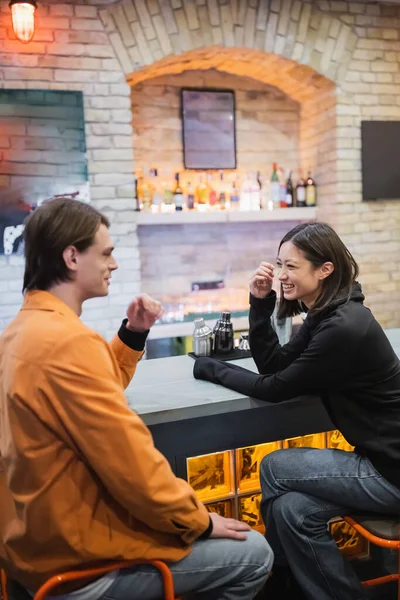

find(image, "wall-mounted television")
[361,120,400,201]
[181,88,236,170]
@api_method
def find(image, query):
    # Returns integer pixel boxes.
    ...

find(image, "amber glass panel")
[236,441,281,493]
[329,519,369,558]
[326,430,354,452]
[187,450,233,502]
[238,493,265,534]
[205,500,234,519]
[283,432,326,449]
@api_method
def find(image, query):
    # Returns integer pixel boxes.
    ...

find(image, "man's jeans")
[260,448,400,600]
[101,530,273,600]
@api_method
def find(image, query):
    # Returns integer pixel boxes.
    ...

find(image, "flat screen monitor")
[181,88,236,170]
[361,120,400,201]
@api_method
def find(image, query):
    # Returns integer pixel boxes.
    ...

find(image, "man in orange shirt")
[0,197,273,600]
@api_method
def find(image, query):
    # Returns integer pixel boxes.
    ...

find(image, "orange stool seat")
[343,513,400,600]
[1,560,177,600]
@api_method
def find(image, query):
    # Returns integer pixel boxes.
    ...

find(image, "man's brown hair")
[23,197,110,293]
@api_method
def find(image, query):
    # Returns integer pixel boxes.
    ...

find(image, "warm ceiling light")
[9,0,37,44]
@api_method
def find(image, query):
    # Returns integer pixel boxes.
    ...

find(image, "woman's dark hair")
[277,221,359,320]
[23,196,110,293]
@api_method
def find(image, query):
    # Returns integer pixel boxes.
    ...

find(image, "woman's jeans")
[260,448,400,600]
[101,529,273,600]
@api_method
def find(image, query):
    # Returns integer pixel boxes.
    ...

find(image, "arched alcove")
[127,46,337,215]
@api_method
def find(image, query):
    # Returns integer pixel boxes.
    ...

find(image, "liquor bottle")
[256,171,263,209]
[285,171,294,208]
[196,175,209,210]
[278,166,287,208]
[207,173,218,207]
[306,171,317,206]
[173,172,184,211]
[251,171,261,211]
[270,163,280,209]
[141,166,153,212]
[296,176,306,207]
[150,168,163,213]
[186,181,195,210]
[216,171,225,210]
[240,172,252,211]
[229,180,240,211]
[162,168,174,213]
[259,173,271,210]
[134,174,140,212]
[213,311,234,354]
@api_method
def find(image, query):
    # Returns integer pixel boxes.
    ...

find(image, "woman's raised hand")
[249,262,275,299]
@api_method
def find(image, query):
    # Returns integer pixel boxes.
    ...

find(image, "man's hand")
[208,512,251,541]
[249,262,275,299]
[126,294,164,333]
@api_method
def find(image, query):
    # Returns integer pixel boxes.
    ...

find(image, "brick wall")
[0,0,140,339]
[0,89,88,201]
[138,220,304,303]
[0,0,399,334]
[131,69,300,176]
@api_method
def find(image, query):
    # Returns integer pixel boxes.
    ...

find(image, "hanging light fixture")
[9,0,37,44]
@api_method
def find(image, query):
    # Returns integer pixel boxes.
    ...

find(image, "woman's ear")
[319,262,334,280]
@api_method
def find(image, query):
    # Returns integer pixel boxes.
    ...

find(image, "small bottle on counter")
[213,311,234,354]
[192,317,213,357]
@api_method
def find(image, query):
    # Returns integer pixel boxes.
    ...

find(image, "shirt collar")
[22,290,80,321]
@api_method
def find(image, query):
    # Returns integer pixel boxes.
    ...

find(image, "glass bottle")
[196,175,209,210]
[296,176,306,207]
[141,166,153,212]
[173,172,184,211]
[306,171,317,206]
[270,163,280,209]
[208,172,218,207]
[186,180,195,210]
[134,173,140,212]
[278,166,287,208]
[285,171,294,208]
[150,168,163,213]
[162,168,174,213]
[229,180,240,211]
[259,173,271,211]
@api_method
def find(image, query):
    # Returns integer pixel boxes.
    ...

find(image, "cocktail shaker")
[213,311,234,354]
[192,317,213,357]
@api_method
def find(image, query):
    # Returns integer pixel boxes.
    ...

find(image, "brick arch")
[100,0,357,91]
[126,46,335,103]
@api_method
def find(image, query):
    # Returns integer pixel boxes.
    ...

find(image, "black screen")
[361,120,400,201]
[181,89,236,170]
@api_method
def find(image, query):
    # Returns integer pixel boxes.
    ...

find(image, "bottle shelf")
[134,206,317,226]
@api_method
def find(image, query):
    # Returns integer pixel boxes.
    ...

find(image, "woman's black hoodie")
[194,285,400,487]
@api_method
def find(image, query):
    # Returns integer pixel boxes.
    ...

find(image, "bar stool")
[343,514,400,599]
[1,560,176,600]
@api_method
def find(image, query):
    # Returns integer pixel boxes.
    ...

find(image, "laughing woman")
[193,221,400,600]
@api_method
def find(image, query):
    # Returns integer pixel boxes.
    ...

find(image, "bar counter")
[125,328,400,478]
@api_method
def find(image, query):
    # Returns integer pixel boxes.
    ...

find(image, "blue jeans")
[260,448,400,600]
[101,530,273,600]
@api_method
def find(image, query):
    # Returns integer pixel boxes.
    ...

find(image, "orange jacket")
[0,291,209,591]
